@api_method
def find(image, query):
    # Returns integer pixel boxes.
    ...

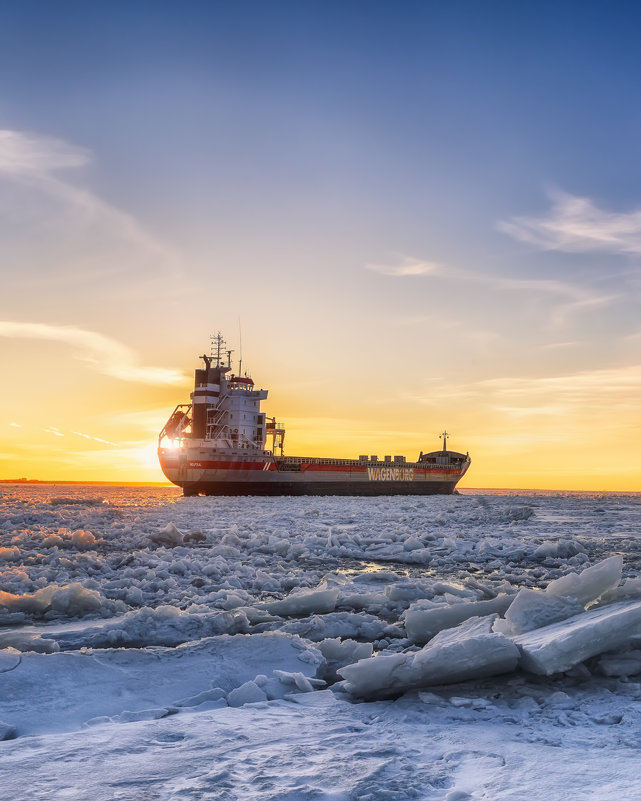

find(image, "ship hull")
[159,452,469,496]
[179,479,461,496]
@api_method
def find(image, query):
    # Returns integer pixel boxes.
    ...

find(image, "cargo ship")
[158,333,471,496]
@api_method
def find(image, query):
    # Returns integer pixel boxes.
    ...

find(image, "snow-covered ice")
[2,484,641,799]
[339,615,520,698]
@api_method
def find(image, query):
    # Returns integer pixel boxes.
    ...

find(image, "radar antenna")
[440,430,449,452]
[210,331,232,368]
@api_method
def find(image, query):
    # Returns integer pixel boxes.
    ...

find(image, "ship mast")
[210,331,232,368]
[440,430,449,452]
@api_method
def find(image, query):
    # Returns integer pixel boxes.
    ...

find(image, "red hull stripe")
[185,460,268,470]
[178,459,464,477]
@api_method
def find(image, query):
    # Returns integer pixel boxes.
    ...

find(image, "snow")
[2,484,641,798]
[2,632,323,736]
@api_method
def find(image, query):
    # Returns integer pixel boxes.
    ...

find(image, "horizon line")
[0,479,638,494]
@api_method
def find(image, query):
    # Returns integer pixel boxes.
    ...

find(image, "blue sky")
[0,0,640,486]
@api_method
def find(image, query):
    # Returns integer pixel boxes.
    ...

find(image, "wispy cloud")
[73,431,117,446]
[0,130,90,174]
[0,321,186,385]
[367,254,615,324]
[498,190,641,255]
[540,341,580,350]
[424,364,641,417]
[42,427,64,437]
[0,129,181,281]
[366,257,442,277]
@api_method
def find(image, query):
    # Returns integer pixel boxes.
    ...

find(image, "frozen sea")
[2,484,641,800]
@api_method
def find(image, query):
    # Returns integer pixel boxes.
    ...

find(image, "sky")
[0,0,640,489]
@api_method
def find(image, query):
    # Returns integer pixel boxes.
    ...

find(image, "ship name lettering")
[367,466,414,481]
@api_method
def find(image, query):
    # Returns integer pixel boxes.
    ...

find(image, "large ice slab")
[545,555,623,607]
[262,588,339,617]
[338,615,519,699]
[404,595,514,645]
[493,588,584,637]
[42,605,250,650]
[514,599,641,675]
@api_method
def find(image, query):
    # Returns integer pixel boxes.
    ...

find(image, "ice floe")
[514,599,641,675]
[339,615,520,698]
[2,485,641,799]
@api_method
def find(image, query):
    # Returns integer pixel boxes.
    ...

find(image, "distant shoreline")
[0,479,638,494]
[0,479,175,487]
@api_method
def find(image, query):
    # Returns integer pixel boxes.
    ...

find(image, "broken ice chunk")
[262,588,339,617]
[227,680,268,707]
[599,577,641,604]
[316,637,373,681]
[0,632,60,654]
[596,649,641,678]
[148,523,184,547]
[492,588,584,637]
[404,594,514,645]
[545,555,622,607]
[514,599,641,675]
[338,615,519,699]
[533,538,586,559]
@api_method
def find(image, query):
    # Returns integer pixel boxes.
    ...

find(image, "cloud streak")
[0,321,186,385]
[366,258,442,277]
[367,254,615,324]
[0,129,181,279]
[498,191,641,255]
[0,129,90,174]
[424,363,641,418]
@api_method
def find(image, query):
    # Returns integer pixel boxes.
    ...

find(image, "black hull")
[181,480,460,497]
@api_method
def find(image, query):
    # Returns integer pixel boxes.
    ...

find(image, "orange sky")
[1,334,640,490]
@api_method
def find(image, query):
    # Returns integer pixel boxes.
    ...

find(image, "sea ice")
[147,522,184,547]
[1,631,324,736]
[514,599,641,675]
[316,637,373,680]
[70,529,98,549]
[338,615,520,698]
[3,486,641,800]
[0,582,120,619]
[596,649,641,677]
[545,555,623,607]
[261,587,339,616]
[48,604,249,649]
[0,631,60,653]
[533,538,586,559]
[227,681,268,707]
[492,588,584,637]
[404,594,514,644]
[278,611,398,642]
[600,576,641,603]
